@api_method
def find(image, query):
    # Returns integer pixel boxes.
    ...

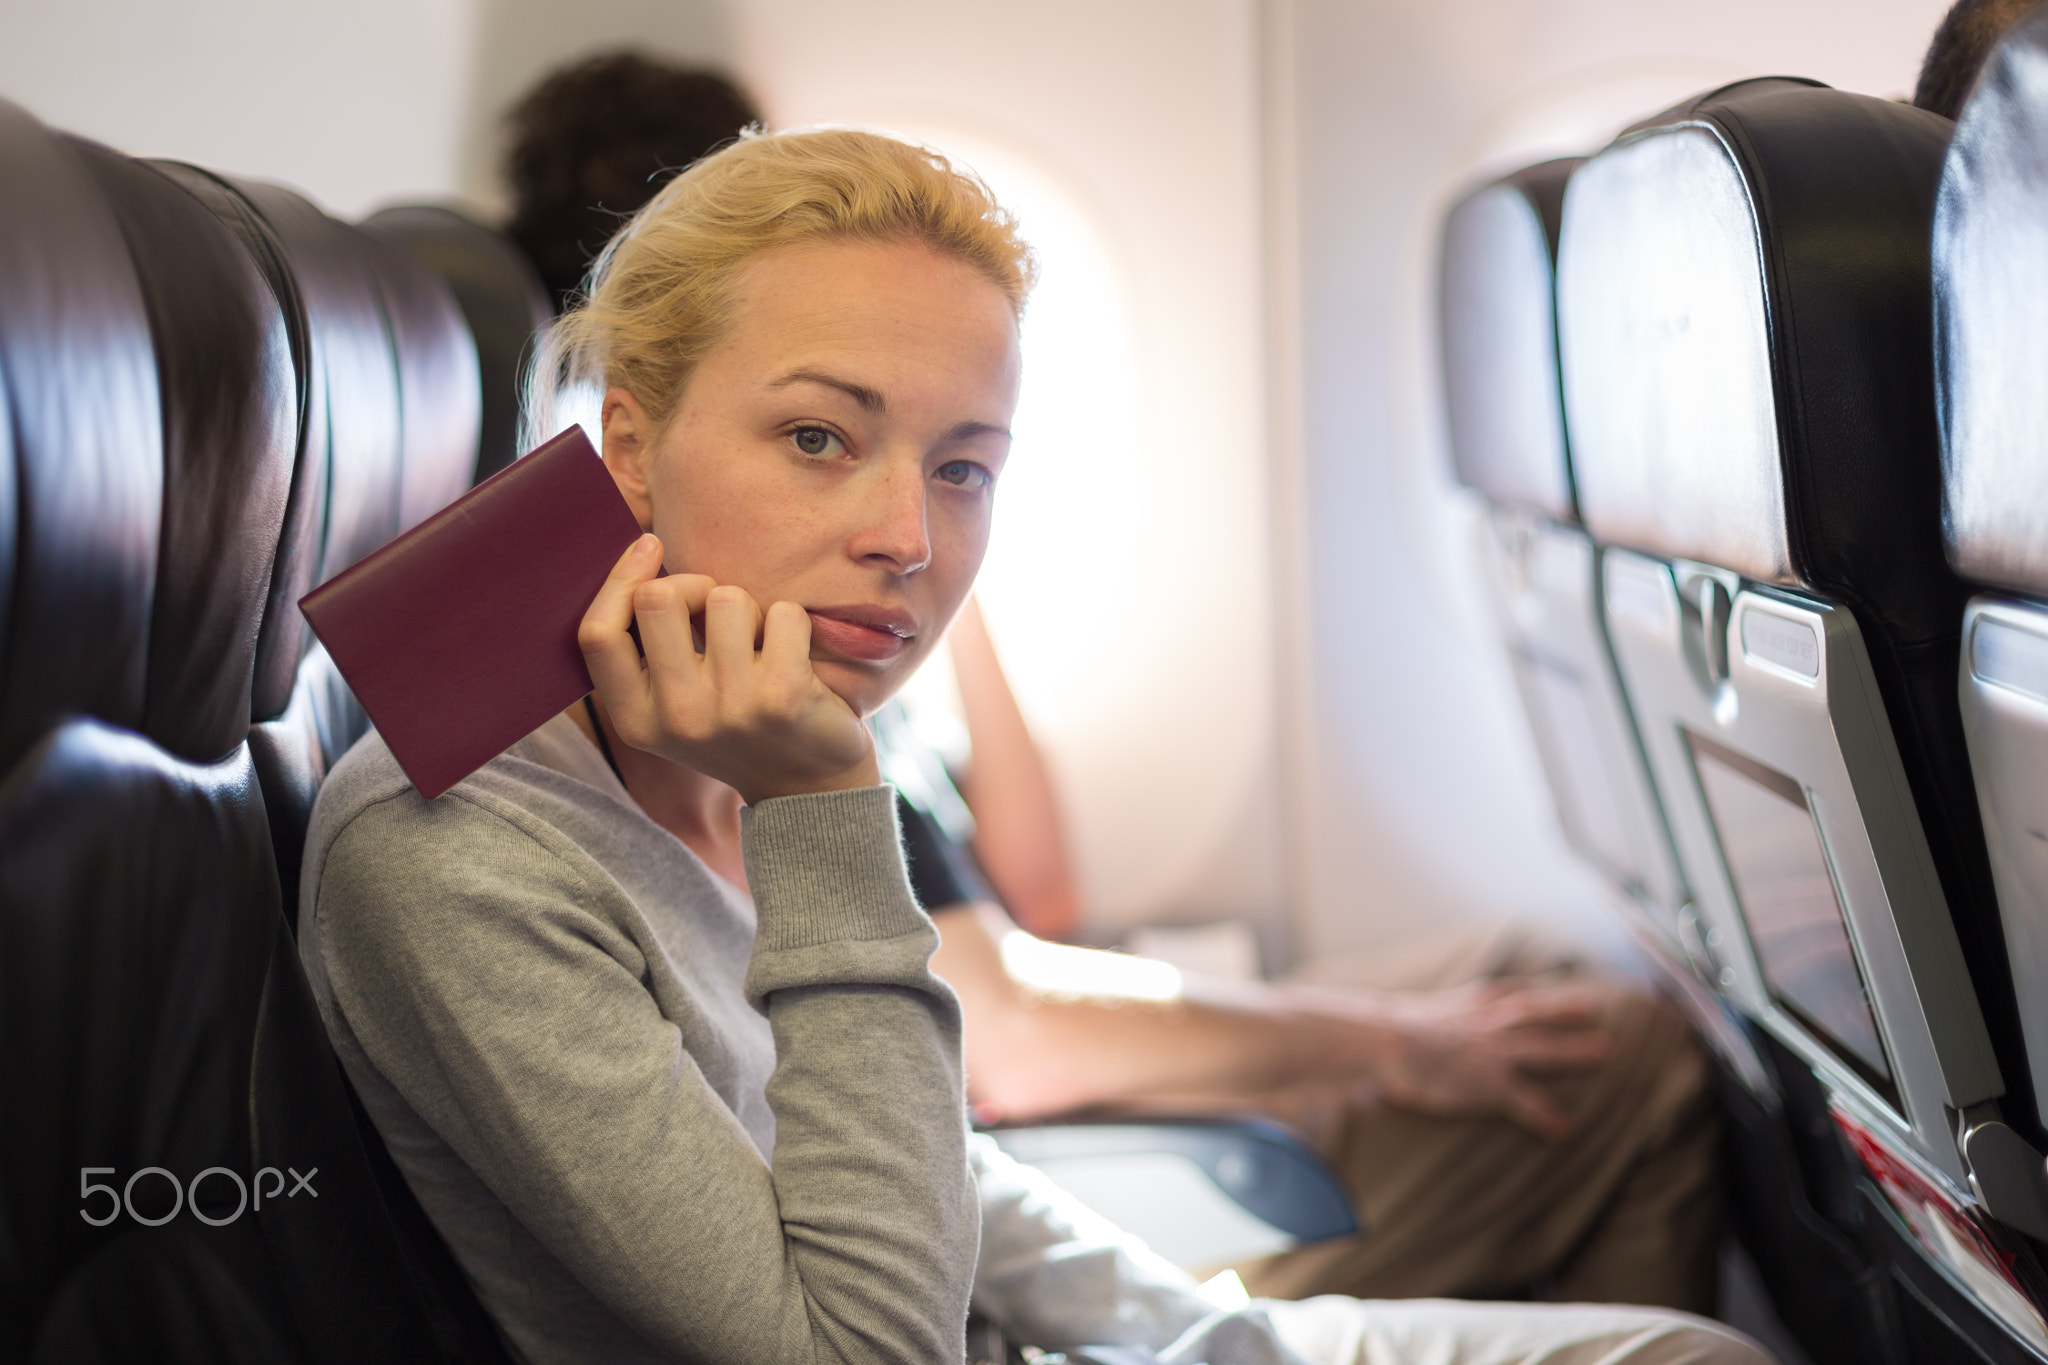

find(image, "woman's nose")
[850,460,933,574]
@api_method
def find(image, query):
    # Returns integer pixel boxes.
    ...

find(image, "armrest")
[986,1117,1358,1269]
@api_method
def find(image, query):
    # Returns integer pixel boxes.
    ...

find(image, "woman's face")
[601,237,1022,718]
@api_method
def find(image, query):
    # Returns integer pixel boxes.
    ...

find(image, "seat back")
[216,180,478,910]
[0,102,159,773]
[1559,79,2004,1175]
[1937,3,2048,1179]
[362,204,552,485]
[66,140,298,767]
[1559,78,2048,1355]
[1439,159,1691,950]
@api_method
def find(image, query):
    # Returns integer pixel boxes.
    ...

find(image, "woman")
[300,129,1770,1364]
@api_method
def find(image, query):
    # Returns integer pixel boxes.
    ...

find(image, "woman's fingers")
[633,573,715,668]
[631,573,715,733]
[759,601,817,694]
[578,558,877,801]
[702,585,765,696]
[580,535,666,702]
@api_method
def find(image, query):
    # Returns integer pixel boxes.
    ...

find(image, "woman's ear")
[600,388,658,531]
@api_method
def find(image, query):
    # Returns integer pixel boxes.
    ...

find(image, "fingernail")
[633,533,660,558]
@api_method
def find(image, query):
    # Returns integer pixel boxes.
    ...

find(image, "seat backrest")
[0,100,504,1363]
[231,179,409,588]
[1439,159,1692,943]
[1441,158,1579,522]
[66,141,298,767]
[148,163,321,728]
[0,100,159,772]
[1937,6,2048,1150]
[1557,78,2020,1199]
[362,204,551,485]
[214,180,479,911]
[360,223,482,532]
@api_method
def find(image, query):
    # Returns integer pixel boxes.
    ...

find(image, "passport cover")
[300,426,643,799]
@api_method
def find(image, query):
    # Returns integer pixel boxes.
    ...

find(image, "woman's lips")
[806,608,914,663]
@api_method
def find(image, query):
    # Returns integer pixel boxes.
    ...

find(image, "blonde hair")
[523,127,1036,446]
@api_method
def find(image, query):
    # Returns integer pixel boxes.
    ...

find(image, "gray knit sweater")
[301,713,1307,1365]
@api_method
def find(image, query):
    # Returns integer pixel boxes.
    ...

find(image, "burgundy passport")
[300,427,644,799]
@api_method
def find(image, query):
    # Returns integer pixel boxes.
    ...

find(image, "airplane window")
[1684,728,1898,1109]
[886,129,1147,743]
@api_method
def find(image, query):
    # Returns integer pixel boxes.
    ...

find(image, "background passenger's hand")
[1303,978,1614,1140]
[579,534,880,804]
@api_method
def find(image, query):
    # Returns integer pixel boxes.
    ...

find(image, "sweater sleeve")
[969,1136,1311,1365]
[308,781,972,1364]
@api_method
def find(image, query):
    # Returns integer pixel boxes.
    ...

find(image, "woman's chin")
[811,657,906,719]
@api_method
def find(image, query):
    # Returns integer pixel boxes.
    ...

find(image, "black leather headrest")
[66,141,298,763]
[1560,78,1959,643]
[228,185,481,591]
[1440,158,1582,520]
[362,205,550,486]
[1935,4,2048,600]
[230,181,407,588]
[0,99,160,769]
[358,229,482,532]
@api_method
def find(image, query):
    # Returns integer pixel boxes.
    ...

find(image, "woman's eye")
[934,459,991,490]
[790,426,839,457]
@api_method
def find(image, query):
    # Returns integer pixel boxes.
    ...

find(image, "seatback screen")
[1684,729,1898,1108]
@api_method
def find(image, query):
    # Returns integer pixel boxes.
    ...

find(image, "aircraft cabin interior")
[10,1,2048,1363]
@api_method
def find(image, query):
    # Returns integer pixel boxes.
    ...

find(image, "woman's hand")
[579,534,880,805]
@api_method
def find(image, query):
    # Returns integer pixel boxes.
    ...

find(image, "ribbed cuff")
[741,785,926,953]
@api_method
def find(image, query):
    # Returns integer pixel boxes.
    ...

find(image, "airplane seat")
[206,177,482,908]
[1936,0,2048,1329]
[195,169,513,1361]
[1439,158,1722,991]
[60,140,297,768]
[362,203,552,485]
[0,98,507,1361]
[133,163,365,921]
[233,173,512,1364]
[1559,76,2048,1361]
[0,110,158,773]
[357,223,482,533]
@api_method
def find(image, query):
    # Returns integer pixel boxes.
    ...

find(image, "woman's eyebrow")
[948,420,1013,442]
[770,368,886,413]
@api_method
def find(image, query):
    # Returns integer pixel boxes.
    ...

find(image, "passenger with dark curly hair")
[1915,0,2043,119]
[504,51,761,311]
